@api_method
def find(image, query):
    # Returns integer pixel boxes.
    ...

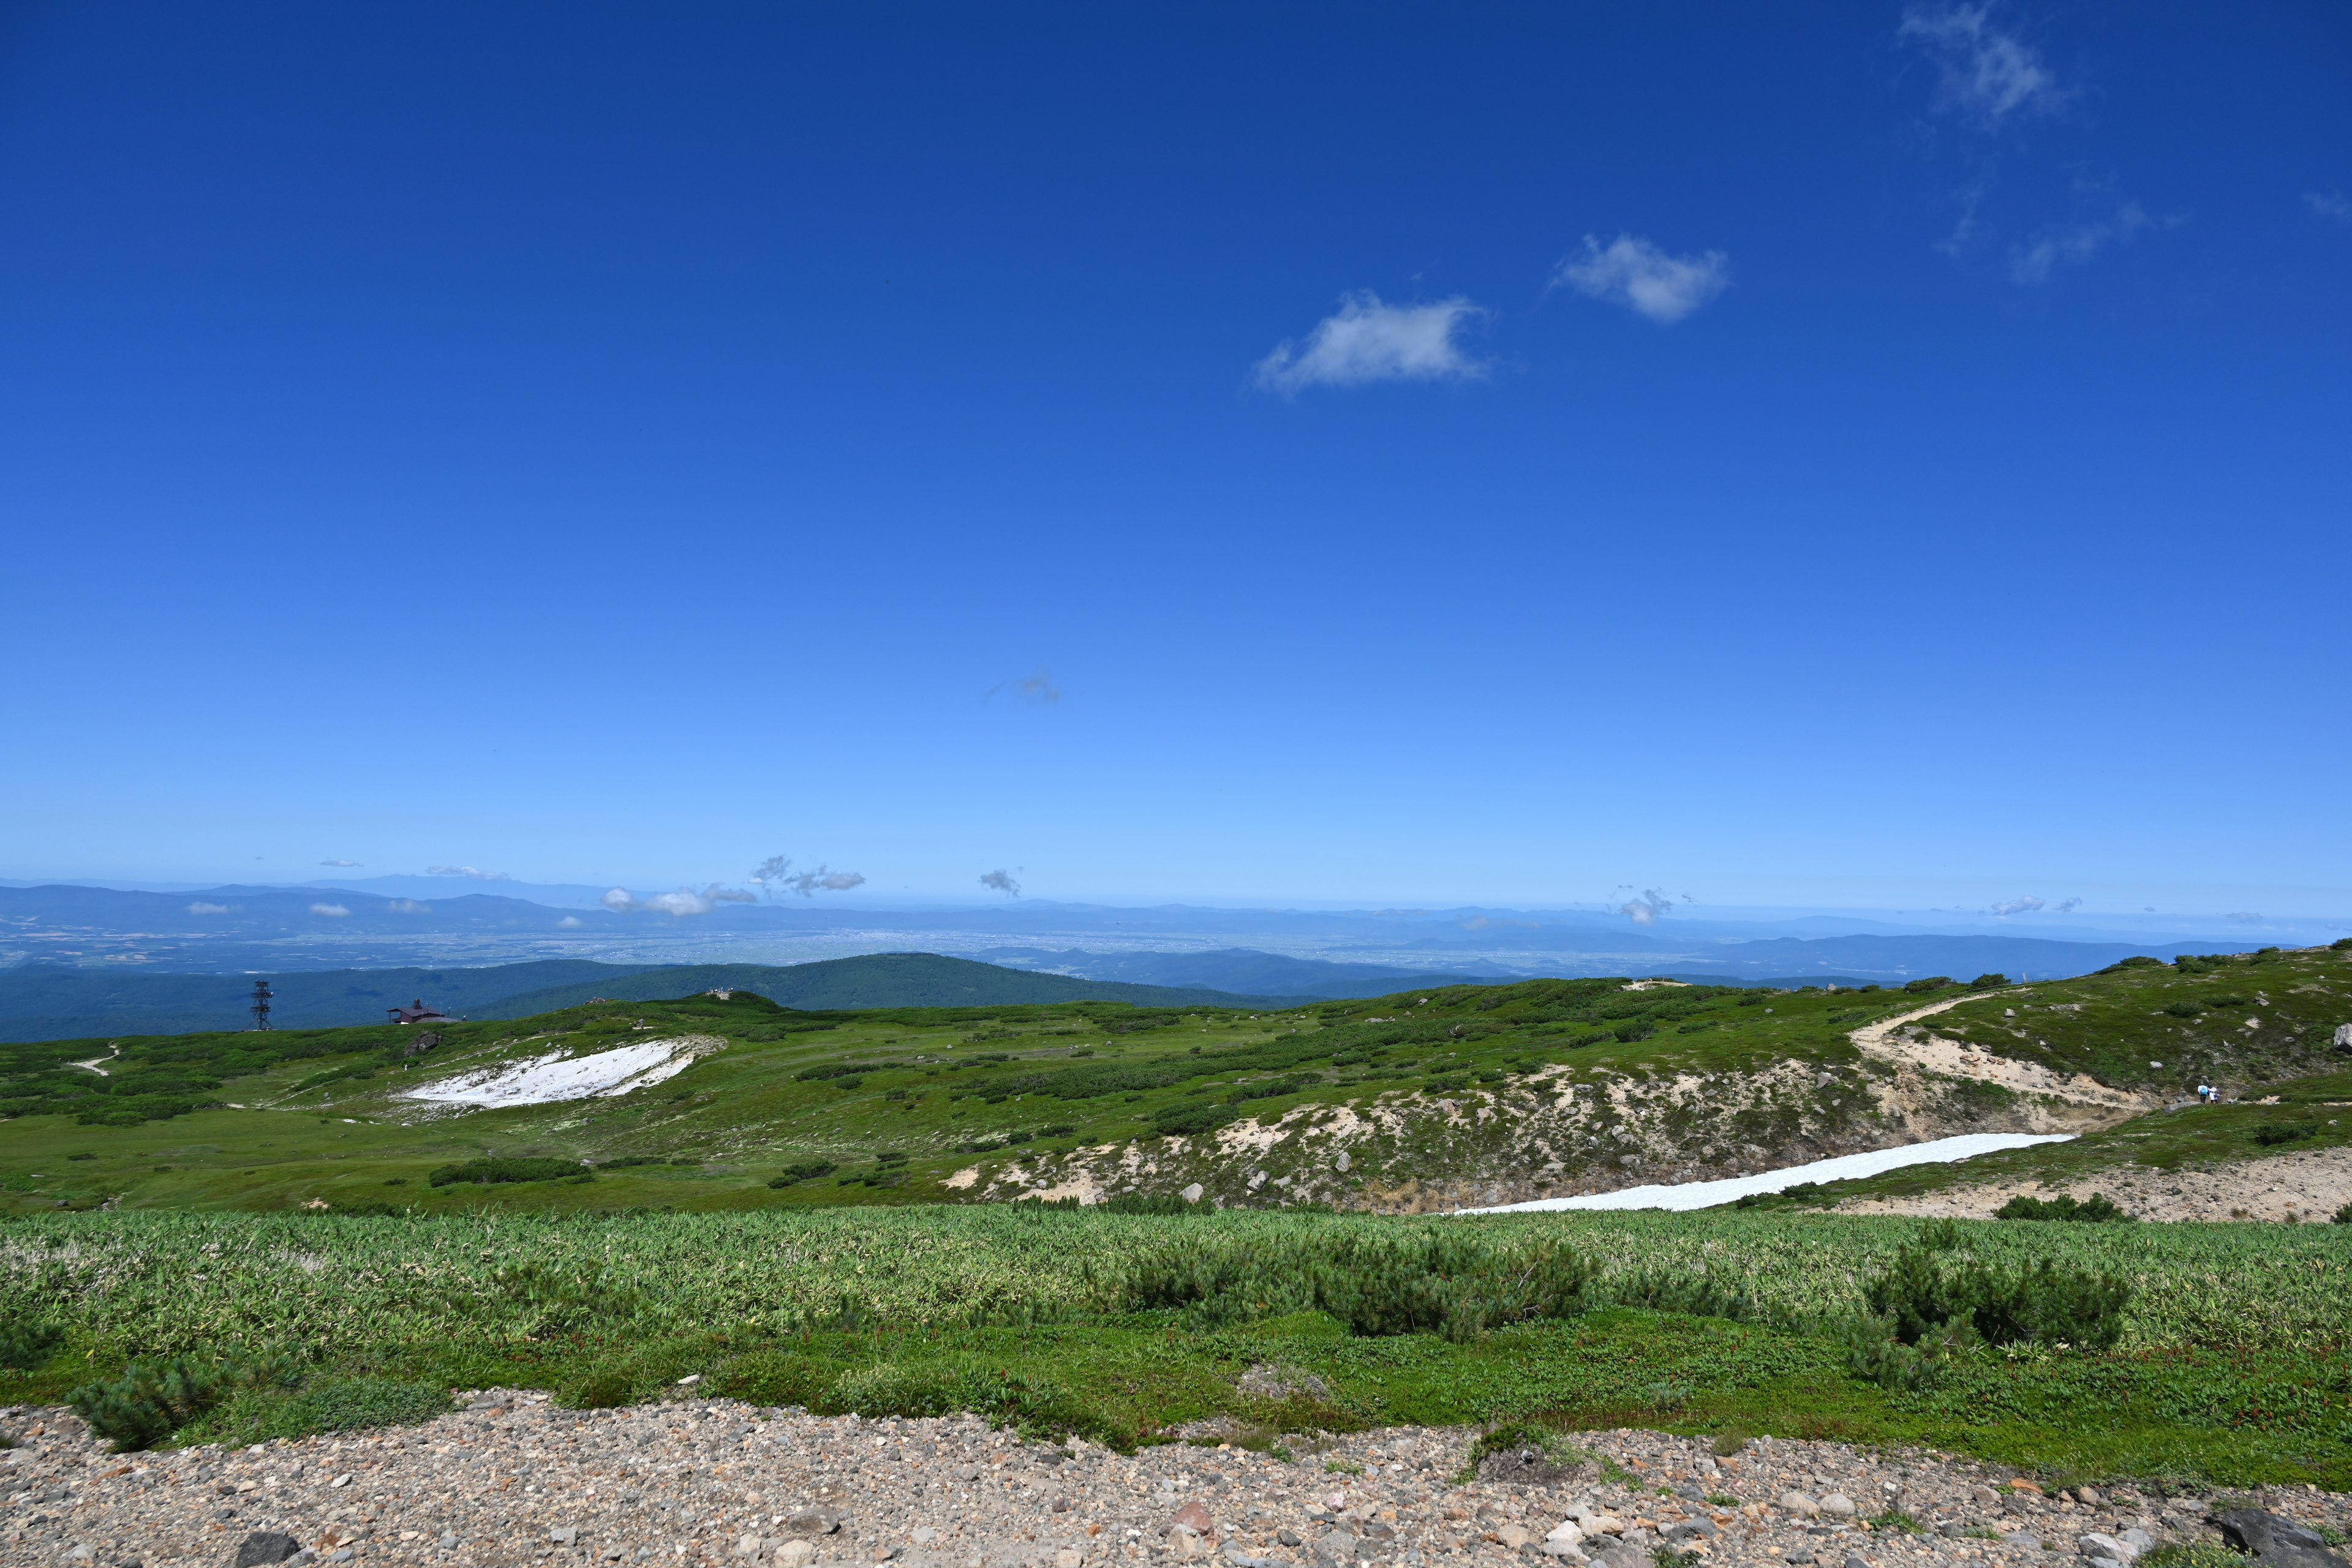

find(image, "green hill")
[472,953,1307,1015]
[2,941,2345,1221]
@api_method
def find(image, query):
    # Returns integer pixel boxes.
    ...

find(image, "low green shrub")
[68,1354,296,1450]
[1122,1231,1595,1343]
[426,1157,587,1187]
[2255,1123,2318,1147]
[1863,1227,2130,1350]
[1995,1193,2133,1223]
[0,1317,61,1371]
[1150,1102,1238,1137]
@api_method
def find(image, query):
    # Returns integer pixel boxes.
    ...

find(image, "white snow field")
[397,1035,726,1109]
[1455,1131,2074,1215]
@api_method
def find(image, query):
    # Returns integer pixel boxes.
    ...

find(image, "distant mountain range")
[0,878,2290,1040]
[0,954,1313,1042]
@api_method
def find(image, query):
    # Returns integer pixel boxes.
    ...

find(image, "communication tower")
[250,978,274,1031]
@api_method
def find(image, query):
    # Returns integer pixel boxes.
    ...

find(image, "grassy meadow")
[5,1204,2351,1488]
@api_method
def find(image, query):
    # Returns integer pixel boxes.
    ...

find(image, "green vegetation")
[1996,1193,2133,1223]
[0,1205,2346,1486]
[3,941,2346,1219]
[427,1156,590,1187]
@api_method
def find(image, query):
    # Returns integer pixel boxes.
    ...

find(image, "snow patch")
[399,1035,726,1109]
[1455,1132,2073,1214]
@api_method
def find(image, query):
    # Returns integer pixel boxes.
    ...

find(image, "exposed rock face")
[970,1038,2092,1213]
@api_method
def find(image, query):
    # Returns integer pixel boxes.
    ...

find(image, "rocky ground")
[6,1393,2350,1568]
[1838,1145,2352,1224]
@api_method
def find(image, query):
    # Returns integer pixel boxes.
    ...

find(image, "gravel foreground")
[6,1393,2348,1568]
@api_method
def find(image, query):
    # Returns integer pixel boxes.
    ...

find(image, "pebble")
[4,1400,2350,1568]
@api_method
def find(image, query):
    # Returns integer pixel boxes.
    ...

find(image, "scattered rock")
[1308,1529,1357,1567]
[1237,1363,1331,1402]
[1478,1443,1593,1488]
[233,1535,301,1568]
[1821,1493,1858,1517]
[1781,1491,1823,1518]
[2220,1510,2352,1568]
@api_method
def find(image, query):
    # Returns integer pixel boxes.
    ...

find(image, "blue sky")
[2,2,2347,913]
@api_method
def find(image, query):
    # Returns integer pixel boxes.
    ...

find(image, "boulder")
[1780,1493,1822,1519]
[233,1535,302,1568]
[2217,1510,2352,1568]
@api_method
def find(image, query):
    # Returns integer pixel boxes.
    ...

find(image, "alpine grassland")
[4,1204,2350,1487]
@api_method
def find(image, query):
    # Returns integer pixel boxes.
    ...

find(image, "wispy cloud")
[984,667,1061,706]
[2307,190,2352,227]
[308,902,351,918]
[601,884,763,917]
[980,869,1022,897]
[2228,911,2265,924]
[426,864,510,881]
[388,899,430,913]
[559,915,582,928]
[2008,202,2152,283]
[749,856,867,899]
[1899,4,2063,126]
[319,858,360,867]
[1253,293,1487,393]
[1990,896,2045,916]
[2055,897,2082,913]
[1552,236,1731,323]
[1619,888,1677,926]
[187,902,230,915]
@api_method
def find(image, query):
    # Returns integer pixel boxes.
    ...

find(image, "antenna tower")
[250,978,274,1032]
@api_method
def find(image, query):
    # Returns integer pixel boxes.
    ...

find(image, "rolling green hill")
[2,942,2345,1221]
[471,952,1308,1015]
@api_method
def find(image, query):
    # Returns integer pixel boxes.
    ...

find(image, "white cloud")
[388,899,430,913]
[1619,888,1675,925]
[1253,292,1487,393]
[1899,4,2063,125]
[308,902,351,918]
[1990,896,2045,916]
[426,864,510,881]
[319,858,360,867]
[2307,190,2352,226]
[187,902,230,915]
[2008,202,2151,283]
[1551,236,1730,323]
[601,884,764,916]
[559,915,583,928]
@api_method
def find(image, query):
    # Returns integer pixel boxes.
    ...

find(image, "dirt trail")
[1847,994,2157,1120]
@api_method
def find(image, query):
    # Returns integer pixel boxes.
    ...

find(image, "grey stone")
[1308,1530,1359,1568]
[1277,1531,1303,1548]
[783,1511,840,1539]
[1936,1522,1966,1538]
[234,1534,303,1568]
[2218,1511,2351,1568]
[550,1528,579,1547]
[1844,1555,1869,1568]
[2001,1533,2045,1551]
